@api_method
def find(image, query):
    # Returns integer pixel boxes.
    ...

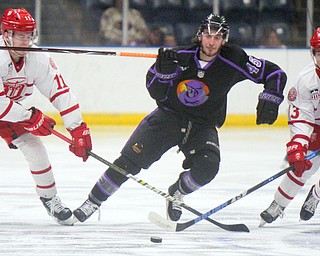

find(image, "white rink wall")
[23,47,311,117]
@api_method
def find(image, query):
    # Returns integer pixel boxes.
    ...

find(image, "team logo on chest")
[176,79,210,106]
[3,77,29,100]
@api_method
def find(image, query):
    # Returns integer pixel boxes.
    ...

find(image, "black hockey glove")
[155,48,179,79]
[256,90,284,125]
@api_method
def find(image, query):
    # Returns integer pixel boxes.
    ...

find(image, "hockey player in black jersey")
[73,14,287,223]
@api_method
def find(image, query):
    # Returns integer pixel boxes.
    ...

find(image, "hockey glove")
[256,90,284,125]
[182,157,192,170]
[286,141,312,177]
[68,122,92,162]
[20,107,56,136]
[155,47,179,79]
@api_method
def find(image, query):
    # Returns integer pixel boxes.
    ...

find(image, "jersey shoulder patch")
[288,87,297,101]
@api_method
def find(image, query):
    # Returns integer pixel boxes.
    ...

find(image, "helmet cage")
[197,14,230,42]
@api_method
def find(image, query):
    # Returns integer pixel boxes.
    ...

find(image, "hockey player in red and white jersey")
[260,28,320,226]
[0,8,92,225]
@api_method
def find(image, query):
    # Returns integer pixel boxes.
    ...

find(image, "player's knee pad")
[189,150,220,186]
[113,155,142,176]
[13,133,50,170]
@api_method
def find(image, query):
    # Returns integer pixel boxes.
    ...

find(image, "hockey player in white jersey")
[260,28,320,226]
[0,8,92,225]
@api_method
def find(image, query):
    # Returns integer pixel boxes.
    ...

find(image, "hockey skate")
[259,200,285,227]
[40,196,74,226]
[300,185,319,221]
[73,199,100,223]
[167,183,185,221]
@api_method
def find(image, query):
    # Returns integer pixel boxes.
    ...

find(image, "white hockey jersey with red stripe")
[0,39,82,129]
[287,62,320,148]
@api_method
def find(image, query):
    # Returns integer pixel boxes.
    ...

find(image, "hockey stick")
[51,129,249,233]
[148,149,320,232]
[0,46,157,58]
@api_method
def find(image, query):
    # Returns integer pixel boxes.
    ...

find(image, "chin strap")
[3,37,25,58]
[316,65,320,79]
[3,30,35,58]
[310,49,320,78]
[9,48,25,58]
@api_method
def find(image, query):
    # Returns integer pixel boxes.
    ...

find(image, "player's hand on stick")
[155,47,178,75]
[256,90,284,125]
[20,107,56,136]
[286,141,312,177]
[68,122,92,162]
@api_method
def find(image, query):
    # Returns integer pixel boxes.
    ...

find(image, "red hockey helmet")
[1,8,36,35]
[310,28,320,51]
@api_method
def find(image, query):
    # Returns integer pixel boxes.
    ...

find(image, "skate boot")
[259,200,285,227]
[300,185,319,221]
[73,199,100,223]
[40,196,73,226]
[167,183,185,221]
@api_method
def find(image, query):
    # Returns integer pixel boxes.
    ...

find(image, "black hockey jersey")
[146,44,287,127]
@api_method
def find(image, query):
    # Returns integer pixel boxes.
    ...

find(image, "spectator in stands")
[147,26,165,46]
[146,24,178,47]
[99,0,148,46]
[164,34,177,47]
[259,27,287,48]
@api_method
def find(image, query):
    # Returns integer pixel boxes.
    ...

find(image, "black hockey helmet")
[196,14,230,41]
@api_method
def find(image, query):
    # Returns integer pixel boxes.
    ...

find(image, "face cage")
[199,22,229,42]
[5,29,38,47]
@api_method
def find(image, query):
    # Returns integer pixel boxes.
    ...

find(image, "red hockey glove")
[20,107,56,136]
[286,141,312,177]
[68,122,92,162]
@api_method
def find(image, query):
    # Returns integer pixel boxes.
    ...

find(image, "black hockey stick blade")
[148,212,249,232]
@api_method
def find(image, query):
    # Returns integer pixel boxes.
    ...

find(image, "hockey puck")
[150,236,162,243]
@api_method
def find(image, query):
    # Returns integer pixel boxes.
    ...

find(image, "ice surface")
[1,126,320,256]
